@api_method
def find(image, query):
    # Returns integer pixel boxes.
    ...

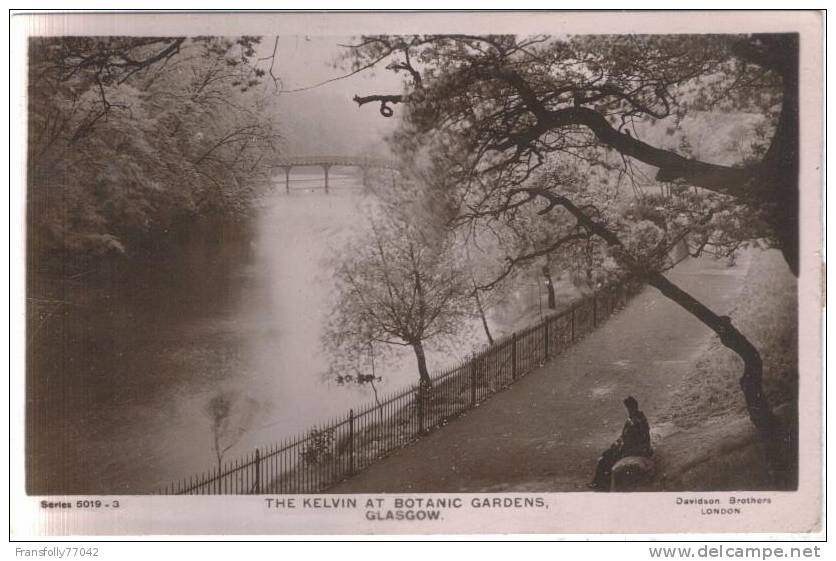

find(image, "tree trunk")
[369,377,384,422]
[646,272,793,483]
[734,34,799,276]
[411,340,432,388]
[762,36,799,277]
[473,289,495,345]
[542,267,556,310]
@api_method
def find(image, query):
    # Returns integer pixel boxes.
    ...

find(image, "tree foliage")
[28,36,281,263]
[347,33,798,481]
[349,33,797,274]
[324,211,471,388]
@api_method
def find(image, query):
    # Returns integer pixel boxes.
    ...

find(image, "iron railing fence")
[162,279,643,494]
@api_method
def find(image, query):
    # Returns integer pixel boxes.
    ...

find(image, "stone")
[611,456,656,491]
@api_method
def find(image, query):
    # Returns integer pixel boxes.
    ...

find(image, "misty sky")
[265,36,402,156]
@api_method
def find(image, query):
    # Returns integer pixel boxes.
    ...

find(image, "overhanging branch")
[544,107,753,195]
[353,94,405,117]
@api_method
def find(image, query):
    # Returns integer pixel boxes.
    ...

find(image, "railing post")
[544,319,550,360]
[417,387,425,435]
[348,408,355,475]
[511,332,518,380]
[254,448,261,494]
[470,359,478,406]
[570,303,576,342]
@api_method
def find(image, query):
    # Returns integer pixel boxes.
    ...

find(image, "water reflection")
[26,172,429,493]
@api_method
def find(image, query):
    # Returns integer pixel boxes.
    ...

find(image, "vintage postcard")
[10,10,824,537]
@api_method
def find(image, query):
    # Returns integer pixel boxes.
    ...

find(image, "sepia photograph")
[10,10,824,537]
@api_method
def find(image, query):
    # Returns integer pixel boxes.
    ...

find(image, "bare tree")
[324,215,471,389]
[204,391,260,474]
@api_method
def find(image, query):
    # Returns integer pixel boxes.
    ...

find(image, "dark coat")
[619,411,652,457]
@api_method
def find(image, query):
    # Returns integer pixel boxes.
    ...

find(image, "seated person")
[588,395,652,490]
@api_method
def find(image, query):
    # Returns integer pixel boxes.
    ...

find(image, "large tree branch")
[469,68,753,194]
[116,38,186,84]
[554,106,754,193]
[353,93,404,117]
[357,88,754,196]
[511,188,621,247]
[511,185,778,438]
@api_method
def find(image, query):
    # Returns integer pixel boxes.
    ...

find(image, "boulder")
[611,456,656,491]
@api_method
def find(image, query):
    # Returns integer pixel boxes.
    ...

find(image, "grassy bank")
[658,248,798,428]
[650,248,798,491]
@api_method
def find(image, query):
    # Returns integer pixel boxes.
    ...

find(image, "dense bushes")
[27,37,281,267]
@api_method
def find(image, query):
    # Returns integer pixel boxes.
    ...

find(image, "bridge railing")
[272,156,399,193]
[273,155,397,168]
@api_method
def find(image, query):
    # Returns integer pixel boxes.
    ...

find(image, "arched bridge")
[273,155,398,193]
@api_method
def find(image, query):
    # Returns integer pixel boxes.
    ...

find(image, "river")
[27,170,496,494]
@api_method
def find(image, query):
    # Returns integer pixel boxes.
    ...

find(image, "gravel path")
[331,255,751,493]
